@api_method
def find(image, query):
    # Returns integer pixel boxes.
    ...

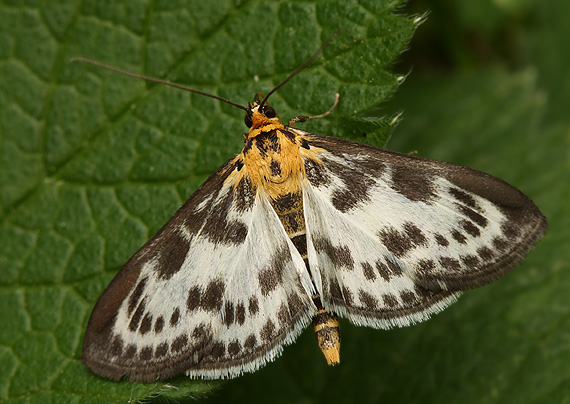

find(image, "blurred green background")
[0,0,568,403]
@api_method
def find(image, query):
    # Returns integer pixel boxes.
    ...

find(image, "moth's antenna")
[259,30,340,108]
[70,57,249,112]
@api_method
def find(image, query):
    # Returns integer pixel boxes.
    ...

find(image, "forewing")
[82,158,315,381]
[300,133,547,329]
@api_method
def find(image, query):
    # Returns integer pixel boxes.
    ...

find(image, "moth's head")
[244,93,281,130]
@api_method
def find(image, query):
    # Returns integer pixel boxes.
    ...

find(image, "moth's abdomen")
[312,308,341,365]
[271,191,305,236]
[270,191,341,365]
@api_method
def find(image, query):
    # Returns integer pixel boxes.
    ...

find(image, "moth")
[78,44,547,382]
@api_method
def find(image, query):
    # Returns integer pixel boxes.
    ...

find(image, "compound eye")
[262,105,276,118]
[244,113,253,128]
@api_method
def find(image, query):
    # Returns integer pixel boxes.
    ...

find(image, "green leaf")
[0,0,413,402]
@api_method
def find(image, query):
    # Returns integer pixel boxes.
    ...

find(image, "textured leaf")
[0,0,413,402]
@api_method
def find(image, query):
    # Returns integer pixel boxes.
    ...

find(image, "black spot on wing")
[200,279,225,312]
[434,233,450,247]
[139,313,152,335]
[390,162,436,203]
[171,334,188,353]
[124,344,136,359]
[461,254,480,267]
[376,259,391,281]
[186,285,201,311]
[328,277,343,301]
[244,334,257,350]
[235,176,256,213]
[386,258,404,276]
[439,256,461,271]
[400,290,418,306]
[223,301,235,326]
[260,319,276,343]
[318,154,383,213]
[378,222,428,258]
[139,346,153,360]
[128,298,146,332]
[209,342,226,360]
[492,236,509,252]
[170,307,180,326]
[128,277,147,315]
[228,340,242,356]
[460,219,480,237]
[449,187,478,209]
[248,296,259,315]
[451,229,467,244]
[383,293,399,308]
[418,259,436,273]
[277,303,291,327]
[156,230,191,280]
[477,246,495,261]
[358,289,378,310]
[154,316,164,333]
[501,221,520,238]
[362,261,376,281]
[202,190,248,245]
[313,236,354,270]
[456,204,488,228]
[341,286,354,305]
[258,248,291,296]
[304,158,331,187]
[235,302,246,325]
[155,342,168,358]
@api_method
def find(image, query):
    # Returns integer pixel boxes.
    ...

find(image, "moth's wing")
[299,133,547,328]
[82,158,315,382]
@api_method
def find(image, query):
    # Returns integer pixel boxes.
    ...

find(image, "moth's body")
[238,102,342,364]
[81,74,546,383]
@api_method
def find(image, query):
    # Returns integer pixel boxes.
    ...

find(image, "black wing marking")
[299,133,546,328]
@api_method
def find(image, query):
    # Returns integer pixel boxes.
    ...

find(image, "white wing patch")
[82,159,314,381]
[303,180,459,329]
[300,133,546,328]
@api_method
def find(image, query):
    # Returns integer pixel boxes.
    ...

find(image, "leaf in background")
[0,0,414,402]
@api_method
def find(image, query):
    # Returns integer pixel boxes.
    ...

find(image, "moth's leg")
[288,93,339,127]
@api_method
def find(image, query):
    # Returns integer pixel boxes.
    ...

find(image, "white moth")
[79,44,547,382]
